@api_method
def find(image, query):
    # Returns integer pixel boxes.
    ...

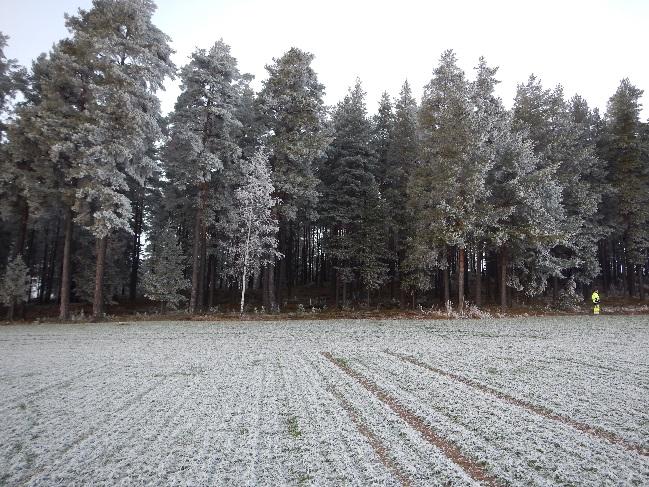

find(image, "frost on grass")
[0,316,648,486]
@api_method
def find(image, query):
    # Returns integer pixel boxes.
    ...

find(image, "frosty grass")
[1,316,648,486]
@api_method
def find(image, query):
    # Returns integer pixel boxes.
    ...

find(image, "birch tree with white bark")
[219,150,279,314]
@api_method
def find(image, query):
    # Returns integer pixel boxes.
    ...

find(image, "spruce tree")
[1,254,30,321]
[320,80,388,305]
[142,225,189,312]
[386,81,418,304]
[600,79,648,295]
[372,91,394,188]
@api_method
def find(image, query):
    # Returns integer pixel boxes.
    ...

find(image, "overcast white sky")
[2,0,648,118]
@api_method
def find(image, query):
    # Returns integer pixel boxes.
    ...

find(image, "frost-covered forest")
[1,0,648,320]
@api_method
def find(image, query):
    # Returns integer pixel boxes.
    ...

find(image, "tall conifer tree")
[600,79,648,295]
[164,40,246,313]
[256,48,329,309]
[321,80,388,305]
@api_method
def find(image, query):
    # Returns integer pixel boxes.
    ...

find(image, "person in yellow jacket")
[592,289,601,315]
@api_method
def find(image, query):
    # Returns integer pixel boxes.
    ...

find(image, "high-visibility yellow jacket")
[592,291,600,304]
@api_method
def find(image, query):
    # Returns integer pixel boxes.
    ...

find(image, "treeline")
[1,0,648,320]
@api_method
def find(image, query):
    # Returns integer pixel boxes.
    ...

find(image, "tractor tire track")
[327,384,413,487]
[307,353,468,484]
[387,350,649,457]
[321,352,500,486]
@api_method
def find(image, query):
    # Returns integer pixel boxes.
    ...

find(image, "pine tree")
[1,254,30,320]
[21,1,175,320]
[409,51,493,312]
[481,72,564,309]
[11,47,93,320]
[218,150,279,314]
[164,39,246,313]
[484,115,564,309]
[142,225,189,312]
[69,0,174,319]
[0,33,29,258]
[1,45,52,322]
[256,48,330,308]
[0,33,27,136]
[513,76,607,300]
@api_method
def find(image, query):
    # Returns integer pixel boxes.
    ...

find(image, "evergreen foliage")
[0,254,29,320]
[0,254,29,305]
[164,39,246,312]
[321,80,388,302]
[142,225,189,311]
[256,48,329,309]
[0,2,647,317]
[257,47,329,223]
[513,76,607,293]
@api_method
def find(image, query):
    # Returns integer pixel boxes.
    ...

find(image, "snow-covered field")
[1,317,648,486]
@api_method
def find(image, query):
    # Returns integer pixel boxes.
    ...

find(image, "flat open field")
[1,317,648,486]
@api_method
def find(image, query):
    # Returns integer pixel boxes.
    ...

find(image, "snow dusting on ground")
[1,316,648,486]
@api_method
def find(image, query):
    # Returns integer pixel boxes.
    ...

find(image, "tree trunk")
[638,264,645,301]
[457,247,465,312]
[92,236,108,321]
[39,227,50,303]
[240,266,248,315]
[286,224,294,298]
[198,229,207,311]
[600,240,609,292]
[45,218,60,304]
[500,246,507,313]
[128,197,143,301]
[6,300,15,321]
[622,254,628,296]
[207,255,215,309]
[475,247,482,307]
[15,199,29,257]
[277,222,287,303]
[190,184,207,313]
[335,271,340,308]
[262,262,275,311]
[395,230,403,307]
[240,216,252,315]
[59,207,73,320]
[443,267,450,305]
